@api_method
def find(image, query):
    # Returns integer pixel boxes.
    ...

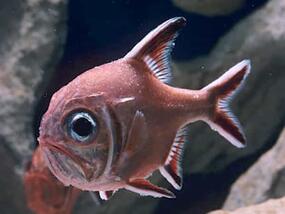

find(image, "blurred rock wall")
[210,196,285,214]
[0,0,67,165]
[0,0,67,213]
[222,127,285,210]
[172,0,246,16]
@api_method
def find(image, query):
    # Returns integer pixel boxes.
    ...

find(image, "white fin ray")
[99,190,114,200]
[125,17,186,84]
[160,126,188,190]
[88,191,101,205]
[126,179,175,198]
[203,60,251,148]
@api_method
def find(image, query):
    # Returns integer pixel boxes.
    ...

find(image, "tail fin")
[202,60,251,148]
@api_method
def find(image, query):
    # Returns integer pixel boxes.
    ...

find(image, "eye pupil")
[66,111,97,143]
[71,117,93,137]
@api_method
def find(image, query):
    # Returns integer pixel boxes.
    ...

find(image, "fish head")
[38,90,116,188]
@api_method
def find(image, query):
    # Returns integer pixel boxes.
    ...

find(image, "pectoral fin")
[125,179,175,198]
[160,126,188,190]
[99,191,114,200]
[124,111,147,153]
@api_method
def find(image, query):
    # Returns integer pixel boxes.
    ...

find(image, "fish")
[38,17,251,200]
[24,147,81,214]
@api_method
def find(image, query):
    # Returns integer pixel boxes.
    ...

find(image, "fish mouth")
[40,141,96,183]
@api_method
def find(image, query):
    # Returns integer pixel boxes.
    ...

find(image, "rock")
[0,0,67,165]
[0,0,67,213]
[0,143,32,213]
[172,0,246,16]
[172,0,285,174]
[209,196,285,214]
[221,128,285,210]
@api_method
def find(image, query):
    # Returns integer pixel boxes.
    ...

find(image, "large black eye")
[66,111,97,143]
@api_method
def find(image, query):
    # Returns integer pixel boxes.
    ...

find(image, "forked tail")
[202,60,251,148]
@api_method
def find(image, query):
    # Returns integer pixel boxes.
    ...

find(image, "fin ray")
[160,126,188,190]
[89,192,102,205]
[124,111,147,152]
[126,179,175,198]
[203,60,251,148]
[125,17,186,84]
[99,191,114,200]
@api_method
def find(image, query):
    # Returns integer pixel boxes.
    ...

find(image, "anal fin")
[160,126,188,190]
[126,179,175,198]
[124,111,147,152]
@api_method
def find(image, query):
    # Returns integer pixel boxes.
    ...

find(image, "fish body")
[39,17,251,199]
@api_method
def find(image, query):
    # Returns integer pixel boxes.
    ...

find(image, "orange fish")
[39,17,251,200]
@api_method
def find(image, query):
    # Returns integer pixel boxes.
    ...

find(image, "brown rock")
[209,196,285,214]
[221,128,285,210]
[172,0,246,16]
[0,143,32,213]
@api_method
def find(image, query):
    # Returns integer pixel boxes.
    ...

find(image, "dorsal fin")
[125,17,186,84]
[159,126,188,190]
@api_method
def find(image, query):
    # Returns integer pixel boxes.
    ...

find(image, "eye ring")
[65,110,98,143]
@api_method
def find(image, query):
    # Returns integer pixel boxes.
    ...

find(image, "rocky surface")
[209,196,285,214]
[0,143,31,213]
[172,0,246,16]
[221,127,285,210]
[0,0,67,166]
[173,0,285,174]
[0,0,67,213]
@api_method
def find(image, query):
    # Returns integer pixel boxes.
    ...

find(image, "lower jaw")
[42,148,87,187]
[40,147,122,191]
